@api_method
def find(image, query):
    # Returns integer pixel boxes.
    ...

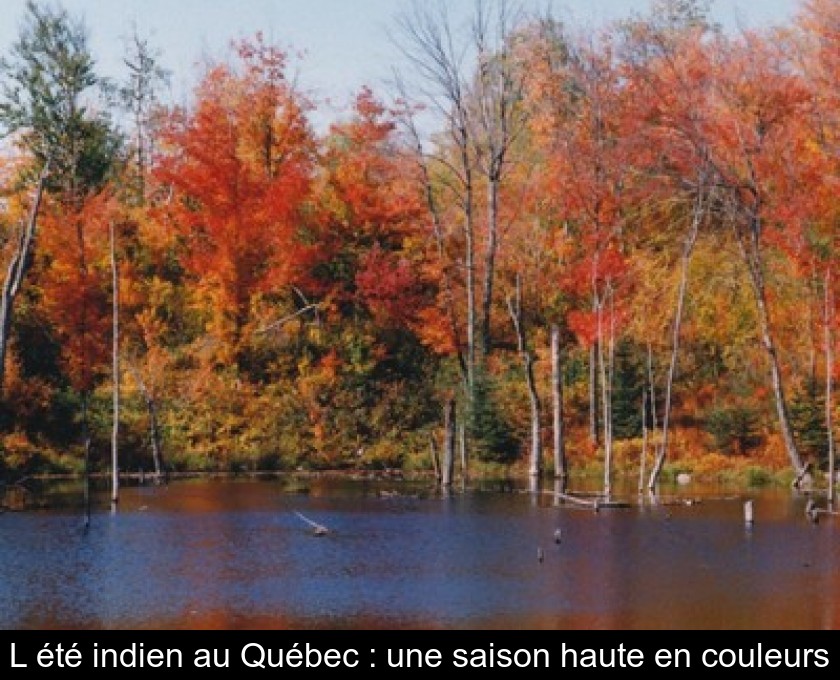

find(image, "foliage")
[704,404,763,455]
[468,367,519,464]
[0,1,839,486]
[611,340,645,440]
[789,382,829,461]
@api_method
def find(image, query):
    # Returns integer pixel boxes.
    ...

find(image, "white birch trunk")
[640,386,648,495]
[552,325,566,483]
[648,200,700,490]
[826,268,835,506]
[110,222,120,504]
[506,276,541,480]
[735,216,807,484]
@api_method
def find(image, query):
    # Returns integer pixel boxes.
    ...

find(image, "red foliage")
[355,245,422,328]
[155,34,315,338]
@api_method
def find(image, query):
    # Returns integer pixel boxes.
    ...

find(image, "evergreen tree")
[612,340,645,439]
[790,379,828,463]
[468,367,518,464]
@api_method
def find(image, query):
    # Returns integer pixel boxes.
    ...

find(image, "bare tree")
[128,361,166,481]
[395,77,468,388]
[551,324,566,483]
[393,1,478,402]
[110,220,120,503]
[825,268,835,505]
[442,399,456,487]
[648,181,706,490]
[617,2,719,489]
[471,0,529,358]
[121,26,169,205]
[393,1,530,436]
[596,281,617,497]
[507,274,542,480]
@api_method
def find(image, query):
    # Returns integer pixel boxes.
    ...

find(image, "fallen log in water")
[293,511,329,535]
[805,499,839,524]
[657,497,703,507]
[553,492,632,510]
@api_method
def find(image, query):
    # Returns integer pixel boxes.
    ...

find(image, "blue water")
[1,477,837,629]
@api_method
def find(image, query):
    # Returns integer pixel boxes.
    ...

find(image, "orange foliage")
[155,34,315,349]
[39,191,117,392]
[313,87,428,328]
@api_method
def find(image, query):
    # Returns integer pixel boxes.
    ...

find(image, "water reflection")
[0,476,838,629]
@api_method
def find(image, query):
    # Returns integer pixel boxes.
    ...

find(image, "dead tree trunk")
[826,267,835,506]
[110,222,120,504]
[429,433,441,482]
[640,387,648,495]
[646,344,658,445]
[481,176,499,358]
[597,285,616,498]
[735,215,807,485]
[459,423,468,482]
[648,193,701,490]
[525,353,542,480]
[472,0,527,359]
[147,395,164,481]
[756,264,806,483]
[399,101,468,390]
[128,363,166,481]
[589,342,599,445]
[82,391,92,529]
[0,166,48,396]
[507,275,542,480]
[551,324,566,483]
[606,289,616,496]
[442,399,456,487]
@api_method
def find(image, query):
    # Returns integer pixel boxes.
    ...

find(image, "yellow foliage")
[2,431,34,457]
[689,452,740,477]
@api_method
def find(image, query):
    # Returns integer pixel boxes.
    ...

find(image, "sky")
[0,0,801,127]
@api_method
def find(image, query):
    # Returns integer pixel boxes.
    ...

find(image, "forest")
[0,0,837,496]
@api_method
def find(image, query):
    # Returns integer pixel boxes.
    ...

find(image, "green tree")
[0,1,117,200]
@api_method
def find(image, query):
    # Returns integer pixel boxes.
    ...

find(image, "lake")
[1,475,837,630]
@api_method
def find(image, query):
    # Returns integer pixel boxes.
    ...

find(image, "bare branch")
[256,303,321,335]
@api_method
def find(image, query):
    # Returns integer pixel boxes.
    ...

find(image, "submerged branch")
[294,510,329,536]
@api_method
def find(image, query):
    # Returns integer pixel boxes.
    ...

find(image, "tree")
[300,88,435,466]
[618,1,718,489]
[470,0,530,359]
[0,164,47,399]
[796,0,840,500]
[394,0,530,456]
[156,34,314,365]
[0,2,120,514]
[120,26,170,205]
[527,27,634,494]
[507,273,542,479]
[704,32,811,485]
[394,0,479,404]
[0,1,116,396]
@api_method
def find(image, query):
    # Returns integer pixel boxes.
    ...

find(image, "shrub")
[745,465,772,487]
[704,405,762,454]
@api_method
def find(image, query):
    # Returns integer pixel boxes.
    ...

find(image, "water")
[1,476,837,629]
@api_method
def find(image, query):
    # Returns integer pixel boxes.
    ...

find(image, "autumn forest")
[1,0,838,495]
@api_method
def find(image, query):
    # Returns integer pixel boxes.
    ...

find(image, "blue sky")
[0,0,800,124]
